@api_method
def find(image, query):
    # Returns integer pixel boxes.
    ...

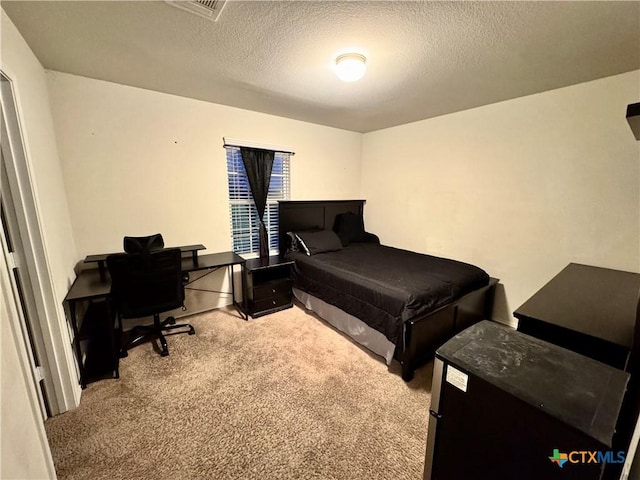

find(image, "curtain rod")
[222,137,295,155]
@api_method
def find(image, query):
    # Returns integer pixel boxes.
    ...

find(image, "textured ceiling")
[3,1,640,133]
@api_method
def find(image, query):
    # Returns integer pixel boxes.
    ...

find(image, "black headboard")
[278,200,365,251]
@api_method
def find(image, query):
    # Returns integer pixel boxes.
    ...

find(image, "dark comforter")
[288,243,490,347]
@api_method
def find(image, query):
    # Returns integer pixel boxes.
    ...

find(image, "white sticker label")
[445,365,468,392]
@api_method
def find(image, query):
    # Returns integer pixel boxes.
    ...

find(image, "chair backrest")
[106,248,184,319]
[123,233,164,254]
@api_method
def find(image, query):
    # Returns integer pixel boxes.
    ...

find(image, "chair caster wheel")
[168,317,176,325]
[188,329,195,335]
[119,350,129,358]
[161,350,169,357]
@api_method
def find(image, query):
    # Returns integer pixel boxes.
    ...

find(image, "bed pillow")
[295,230,343,256]
[333,212,371,246]
[286,228,322,252]
[286,231,300,252]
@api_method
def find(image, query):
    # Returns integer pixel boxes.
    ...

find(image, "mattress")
[287,243,490,347]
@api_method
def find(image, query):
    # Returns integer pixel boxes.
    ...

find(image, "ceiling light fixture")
[335,53,366,82]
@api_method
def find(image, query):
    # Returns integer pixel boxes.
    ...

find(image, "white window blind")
[226,147,290,256]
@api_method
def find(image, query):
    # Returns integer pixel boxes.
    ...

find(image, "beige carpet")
[45,304,433,480]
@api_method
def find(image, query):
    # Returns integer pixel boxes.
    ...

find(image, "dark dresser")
[513,263,639,369]
[424,321,630,480]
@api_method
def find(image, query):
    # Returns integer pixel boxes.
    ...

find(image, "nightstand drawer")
[252,279,292,302]
[251,293,291,314]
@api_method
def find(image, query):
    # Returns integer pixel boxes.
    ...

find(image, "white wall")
[362,71,640,325]
[1,12,78,314]
[46,72,363,261]
[1,8,79,478]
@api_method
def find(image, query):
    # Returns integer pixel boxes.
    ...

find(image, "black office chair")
[124,233,191,285]
[123,233,165,254]
[107,248,195,358]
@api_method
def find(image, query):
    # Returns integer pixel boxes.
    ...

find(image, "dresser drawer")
[252,279,292,302]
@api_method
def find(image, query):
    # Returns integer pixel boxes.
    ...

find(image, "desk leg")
[107,299,120,379]
[240,262,247,320]
[67,300,86,389]
[231,263,248,320]
[98,261,106,281]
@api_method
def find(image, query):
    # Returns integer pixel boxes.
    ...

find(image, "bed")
[279,200,497,381]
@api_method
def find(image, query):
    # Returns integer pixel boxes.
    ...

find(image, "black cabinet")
[424,321,630,480]
[76,299,119,387]
[244,256,294,318]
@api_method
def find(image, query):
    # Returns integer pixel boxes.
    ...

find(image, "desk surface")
[514,263,640,348]
[84,244,206,263]
[187,251,245,271]
[64,251,245,303]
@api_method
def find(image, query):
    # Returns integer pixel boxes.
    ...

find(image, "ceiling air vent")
[165,0,227,22]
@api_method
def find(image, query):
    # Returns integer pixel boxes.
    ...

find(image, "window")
[226,147,290,256]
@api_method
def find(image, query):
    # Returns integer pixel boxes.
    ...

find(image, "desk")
[85,244,206,280]
[513,263,640,369]
[64,250,246,388]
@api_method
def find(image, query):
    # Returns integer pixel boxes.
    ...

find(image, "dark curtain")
[240,147,274,259]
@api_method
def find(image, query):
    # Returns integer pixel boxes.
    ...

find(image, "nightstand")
[244,255,294,318]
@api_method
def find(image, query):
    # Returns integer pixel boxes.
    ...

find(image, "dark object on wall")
[123,233,164,254]
[240,147,274,259]
[424,321,629,480]
[627,103,640,140]
[107,248,195,357]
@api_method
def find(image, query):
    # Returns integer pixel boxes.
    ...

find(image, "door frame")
[1,151,50,419]
[1,70,79,414]
[0,230,56,479]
